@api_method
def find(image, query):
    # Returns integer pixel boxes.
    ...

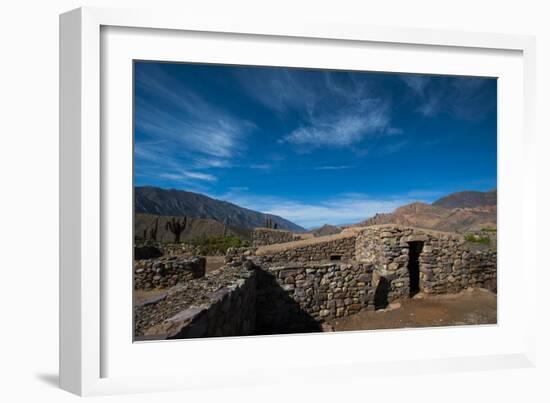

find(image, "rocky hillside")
[135,186,305,232]
[135,213,253,243]
[312,224,343,237]
[433,189,497,209]
[357,190,496,233]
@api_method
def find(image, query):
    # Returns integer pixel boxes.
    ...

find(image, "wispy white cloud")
[249,164,272,170]
[134,64,256,185]
[215,188,423,229]
[401,75,431,97]
[400,74,495,120]
[314,165,352,171]
[158,171,217,182]
[387,127,404,135]
[238,69,401,149]
[281,99,390,148]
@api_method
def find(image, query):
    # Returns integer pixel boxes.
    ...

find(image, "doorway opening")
[374,277,390,310]
[407,241,424,297]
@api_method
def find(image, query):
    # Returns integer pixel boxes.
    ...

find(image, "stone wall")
[134,256,206,289]
[252,228,298,247]
[355,226,497,303]
[135,263,256,339]
[256,234,357,263]
[133,242,202,258]
[254,260,373,334]
[161,243,201,257]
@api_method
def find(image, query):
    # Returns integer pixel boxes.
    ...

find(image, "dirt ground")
[133,288,168,305]
[134,255,226,305]
[326,288,497,331]
[205,255,225,273]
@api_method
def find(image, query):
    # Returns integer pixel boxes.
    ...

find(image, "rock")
[321,322,335,332]
[388,262,400,271]
[282,284,295,292]
[387,302,401,311]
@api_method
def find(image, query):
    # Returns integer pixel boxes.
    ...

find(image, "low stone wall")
[161,243,201,256]
[256,233,357,263]
[135,263,256,339]
[420,242,497,294]
[133,242,202,258]
[254,260,373,334]
[134,256,206,289]
[252,228,298,247]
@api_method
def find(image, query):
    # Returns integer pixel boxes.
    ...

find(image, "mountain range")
[135,186,306,232]
[357,189,496,232]
[135,186,496,237]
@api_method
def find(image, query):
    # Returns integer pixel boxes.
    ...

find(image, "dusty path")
[327,289,496,331]
[205,255,225,273]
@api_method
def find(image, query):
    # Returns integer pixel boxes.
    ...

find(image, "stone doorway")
[407,241,424,297]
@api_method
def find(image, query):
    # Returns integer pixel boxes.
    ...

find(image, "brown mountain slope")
[357,202,496,233]
[135,213,252,243]
[433,189,496,209]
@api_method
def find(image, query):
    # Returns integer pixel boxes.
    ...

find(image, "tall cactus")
[165,216,187,243]
[264,216,275,229]
[150,217,159,241]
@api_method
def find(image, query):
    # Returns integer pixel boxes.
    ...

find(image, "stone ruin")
[134,256,206,289]
[134,225,497,340]
[252,227,300,247]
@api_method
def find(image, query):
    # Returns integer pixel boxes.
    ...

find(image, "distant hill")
[312,224,343,237]
[433,189,496,209]
[135,186,305,232]
[357,190,497,233]
[135,213,252,243]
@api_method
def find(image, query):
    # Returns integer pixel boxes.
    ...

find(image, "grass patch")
[464,234,491,244]
[190,235,250,255]
[481,227,497,232]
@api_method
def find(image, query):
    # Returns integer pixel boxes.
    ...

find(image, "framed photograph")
[60,7,537,396]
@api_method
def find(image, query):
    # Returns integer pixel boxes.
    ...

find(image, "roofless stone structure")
[135,225,496,340]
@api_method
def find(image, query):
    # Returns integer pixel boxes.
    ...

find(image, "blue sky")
[134,61,497,229]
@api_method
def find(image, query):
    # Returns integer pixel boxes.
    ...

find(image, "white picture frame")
[59,6,537,396]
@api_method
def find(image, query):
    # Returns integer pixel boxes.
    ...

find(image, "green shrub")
[464,234,491,244]
[481,227,497,232]
[190,235,250,255]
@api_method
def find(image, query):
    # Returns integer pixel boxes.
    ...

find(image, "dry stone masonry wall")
[355,226,497,302]
[135,263,256,339]
[134,256,206,289]
[257,234,357,263]
[254,261,373,333]
[252,228,299,247]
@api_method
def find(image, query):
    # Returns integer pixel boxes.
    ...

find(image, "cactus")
[150,217,159,241]
[165,216,187,243]
[263,217,278,229]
